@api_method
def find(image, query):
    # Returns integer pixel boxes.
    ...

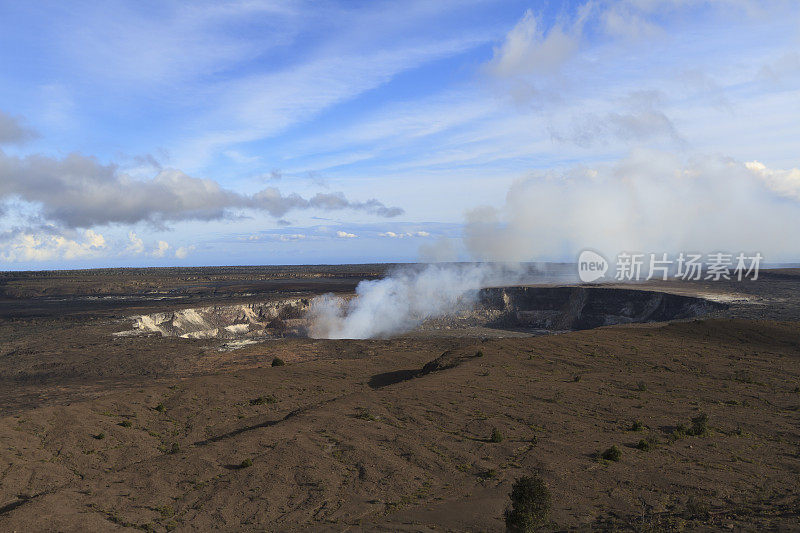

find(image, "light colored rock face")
[115,298,311,339]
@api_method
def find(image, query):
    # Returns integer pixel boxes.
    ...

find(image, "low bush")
[601,445,621,461]
[249,395,276,406]
[687,413,709,436]
[505,475,551,532]
[491,427,504,443]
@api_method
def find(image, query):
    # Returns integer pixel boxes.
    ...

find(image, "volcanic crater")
[115,286,726,340]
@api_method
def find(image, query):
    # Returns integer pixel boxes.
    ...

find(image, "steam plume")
[308,263,568,339]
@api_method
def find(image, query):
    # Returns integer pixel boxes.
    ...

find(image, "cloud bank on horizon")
[0,0,799,268]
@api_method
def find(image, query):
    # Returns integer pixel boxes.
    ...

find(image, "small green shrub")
[573,375,581,382]
[601,445,621,461]
[354,409,379,421]
[478,468,498,479]
[629,420,644,432]
[93,432,106,440]
[637,381,648,391]
[475,350,484,357]
[271,357,285,367]
[636,439,652,451]
[687,413,709,436]
[491,427,504,443]
[169,442,180,454]
[119,420,132,428]
[249,395,276,406]
[154,403,166,413]
[505,475,551,532]
[240,458,253,468]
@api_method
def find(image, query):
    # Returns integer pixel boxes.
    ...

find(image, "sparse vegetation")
[636,439,652,451]
[154,402,167,413]
[573,375,581,382]
[240,458,253,468]
[629,420,644,432]
[119,420,132,428]
[601,445,621,461]
[672,412,711,439]
[687,413,709,436]
[93,432,105,440]
[505,475,551,532]
[169,442,180,454]
[478,468,498,479]
[491,427,504,443]
[271,357,285,367]
[475,350,484,357]
[249,395,276,406]
[354,409,379,421]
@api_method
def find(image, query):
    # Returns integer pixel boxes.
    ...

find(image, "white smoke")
[308,263,562,339]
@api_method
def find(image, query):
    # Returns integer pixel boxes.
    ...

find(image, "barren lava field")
[1,266,798,531]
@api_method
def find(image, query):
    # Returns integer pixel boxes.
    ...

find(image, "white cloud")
[486,9,581,78]
[152,240,170,257]
[745,161,800,201]
[124,232,179,259]
[463,149,800,262]
[124,231,145,255]
[600,4,662,40]
[336,231,357,238]
[174,245,195,259]
[379,231,430,238]
[550,91,685,147]
[274,233,307,242]
[0,228,106,262]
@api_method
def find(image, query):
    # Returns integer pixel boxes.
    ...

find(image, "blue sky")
[1,0,799,269]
